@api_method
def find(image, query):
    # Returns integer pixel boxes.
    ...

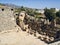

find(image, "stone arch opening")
[16,14,19,16]
[20,14,23,17]
[11,9,13,11]
[2,8,4,11]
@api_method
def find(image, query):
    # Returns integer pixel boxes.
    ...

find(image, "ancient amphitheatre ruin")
[0,4,60,45]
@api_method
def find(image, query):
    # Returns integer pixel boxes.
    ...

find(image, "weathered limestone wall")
[0,6,19,31]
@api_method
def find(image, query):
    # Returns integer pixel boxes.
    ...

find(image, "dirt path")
[0,30,47,45]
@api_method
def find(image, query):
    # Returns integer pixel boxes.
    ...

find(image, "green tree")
[56,10,60,17]
[44,8,56,21]
[20,6,25,11]
[44,8,56,27]
[56,10,60,24]
[50,8,56,12]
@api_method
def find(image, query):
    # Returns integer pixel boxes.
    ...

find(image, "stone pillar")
[19,11,26,22]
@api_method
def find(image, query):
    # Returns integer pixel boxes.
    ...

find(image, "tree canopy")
[44,8,56,21]
[56,10,60,17]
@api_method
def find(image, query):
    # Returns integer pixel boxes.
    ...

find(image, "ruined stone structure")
[18,11,29,32]
[0,5,19,31]
[0,4,60,44]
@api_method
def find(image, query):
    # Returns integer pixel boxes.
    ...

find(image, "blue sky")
[0,0,60,9]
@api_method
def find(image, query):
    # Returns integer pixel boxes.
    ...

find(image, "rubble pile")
[17,11,60,44]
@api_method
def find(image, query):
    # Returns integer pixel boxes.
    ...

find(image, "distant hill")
[0,3,20,8]
[0,3,5,6]
[0,3,40,10]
